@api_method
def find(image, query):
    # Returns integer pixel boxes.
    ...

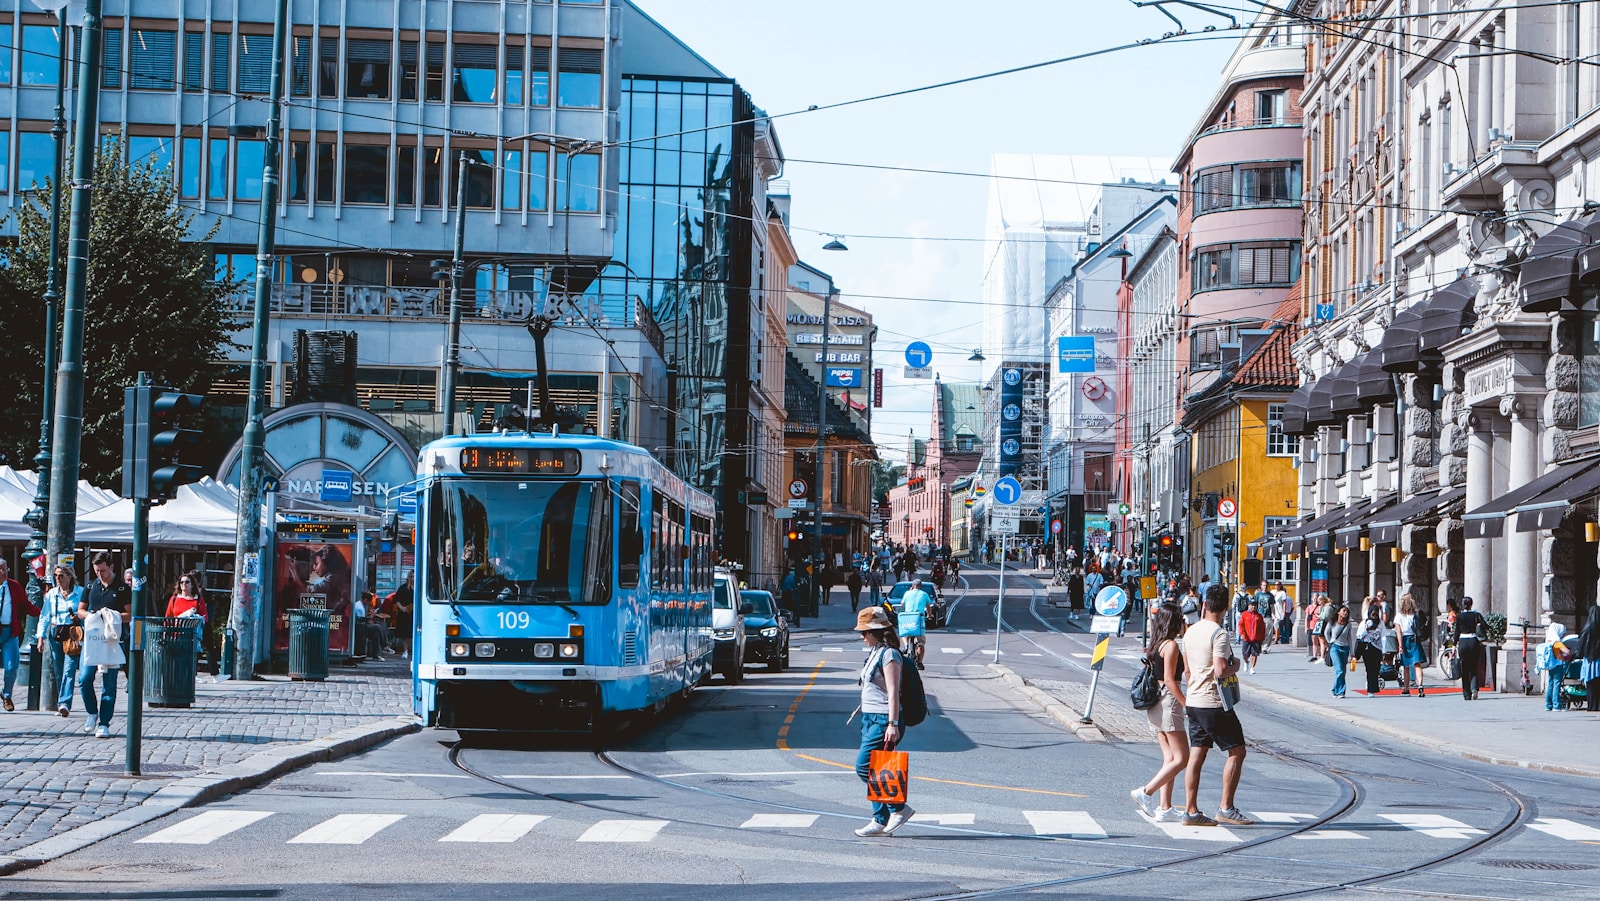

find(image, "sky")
[635,0,1241,463]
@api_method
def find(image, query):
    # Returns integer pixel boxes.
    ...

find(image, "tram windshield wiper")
[528,587,581,619]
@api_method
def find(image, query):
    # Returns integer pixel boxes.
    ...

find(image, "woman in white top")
[34,566,83,717]
[852,606,911,837]
[1131,602,1188,822]
[1393,593,1426,697]
[1355,599,1390,697]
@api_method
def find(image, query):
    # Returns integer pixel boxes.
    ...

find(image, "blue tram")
[412,432,716,731]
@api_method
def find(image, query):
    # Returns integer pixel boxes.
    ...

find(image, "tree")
[871,460,905,507]
[0,138,238,486]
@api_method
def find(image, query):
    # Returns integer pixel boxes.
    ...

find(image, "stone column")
[1503,395,1541,630]
[1463,413,1494,609]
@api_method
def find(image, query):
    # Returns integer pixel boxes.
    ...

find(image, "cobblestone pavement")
[0,662,413,855]
[1030,679,1151,741]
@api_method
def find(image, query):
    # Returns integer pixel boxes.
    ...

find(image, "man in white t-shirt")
[1180,585,1253,828]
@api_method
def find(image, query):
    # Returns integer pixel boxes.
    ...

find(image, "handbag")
[866,747,908,804]
[56,624,83,657]
[1130,653,1162,710]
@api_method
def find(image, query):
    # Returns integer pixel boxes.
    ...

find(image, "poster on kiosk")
[273,523,358,656]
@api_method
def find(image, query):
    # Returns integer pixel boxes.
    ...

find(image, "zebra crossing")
[129,807,1600,847]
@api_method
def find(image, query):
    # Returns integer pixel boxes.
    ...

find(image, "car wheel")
[782,642,791,668]
[768,648,784,673]
[726,662,744,684]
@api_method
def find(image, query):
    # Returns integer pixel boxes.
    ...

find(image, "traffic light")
[786,529,805,561]
[123,383,206,503]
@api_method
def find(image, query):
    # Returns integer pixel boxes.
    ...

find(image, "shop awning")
[1273,504,1351,555]
[1521,212,1600,313]
[1369,487,1466,545]
[1305,373,1342,429]
[1280,382,1312,435]
[1513,458,1600,531]
[1354,351,1398,406]
[1323,493,1398,552]
[1378,303,1425,373]
[1414,276,1480,360]
[1329,357,1365,418]
[1463,454,1600,539]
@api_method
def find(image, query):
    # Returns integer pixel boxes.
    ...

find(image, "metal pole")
[24,14,71,711]
[44,0,103,596]
[127,386,149,775]
[992,535,1006,659]
[226,0,289,680]
[811,290,832,616]
[440,152,469,437]
[1142,423,1152,647]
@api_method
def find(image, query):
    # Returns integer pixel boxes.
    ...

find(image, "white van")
[711,573,746,683]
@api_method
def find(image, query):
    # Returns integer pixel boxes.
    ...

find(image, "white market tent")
[75,477,243,548]
[0,467,123,544]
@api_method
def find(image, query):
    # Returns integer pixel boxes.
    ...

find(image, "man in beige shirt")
[1180,584,1252,827]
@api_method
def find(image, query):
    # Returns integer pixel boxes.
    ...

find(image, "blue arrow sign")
[992,475,1023,506]
[1094,585,1129,617]
[905,341,933,368]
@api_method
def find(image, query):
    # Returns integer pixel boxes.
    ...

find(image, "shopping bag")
[866,748,908,804]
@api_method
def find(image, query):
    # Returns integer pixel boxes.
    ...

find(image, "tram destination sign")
[460,447,581,474]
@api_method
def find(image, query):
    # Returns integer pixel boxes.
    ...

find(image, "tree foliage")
[871,461,905,506]
[0,138,238,486]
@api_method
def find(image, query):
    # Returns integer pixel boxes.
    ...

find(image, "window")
[450,149,495,208]
[22,25,60,87]
[530,47,550,106]
[527,150,548,209]
[1256,89,1288,125]
[207,138,229,200]
[291,36,311,96]
[557,47,602,108]
[214,251,256,286]
[1194,167,1232,214]
[1192,162,1299,215]
[424,41,445,102]
[1263,516,1299,583]
[316,142,336,203]
[1192,243,1298,292]
[183,32,204,91]
[395,145,415,205]
[234,139,264,200]
[451,43,498,103]
[180,137,201,198]
[1582,318,1600,428]
[345,38,391,99]
[288,141,309,201]
[504,44,523,105]
[501,149,522,209]
[0,26,10,85]
[237,33,273,93]
[398,41,418,101]
[557,153,600,211]
[422,145,443,206]
[343,144,388,204]
[127,136,175,176]
[1267,403,1300,456]
[317,36,338,98]
[209,32,230,93]
[100,28,122,89]
[16,133,53,193]
[0,132,8,192]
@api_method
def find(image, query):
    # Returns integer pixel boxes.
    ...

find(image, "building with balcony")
[1119,227,1184,558]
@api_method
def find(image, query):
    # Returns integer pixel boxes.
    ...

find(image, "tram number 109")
[496,611,533,630]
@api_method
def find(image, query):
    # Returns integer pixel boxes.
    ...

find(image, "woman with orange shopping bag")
[851,606,912,836]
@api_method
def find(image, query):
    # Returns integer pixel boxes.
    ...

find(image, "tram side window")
[618,481,642,589]
[583,481,613,603]
[652,506,664,589]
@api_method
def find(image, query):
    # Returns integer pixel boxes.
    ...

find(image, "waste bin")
[288,608,331,681]
[144,617,201,708]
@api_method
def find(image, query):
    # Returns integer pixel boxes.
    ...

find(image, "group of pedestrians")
[1306,591,1430,698]
[1132,586,1254,828]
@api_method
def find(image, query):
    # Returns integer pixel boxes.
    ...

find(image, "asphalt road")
[8,569,1600,900]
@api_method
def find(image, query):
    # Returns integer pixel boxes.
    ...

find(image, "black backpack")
[1131,655,1162,710]
[875,649,928,728]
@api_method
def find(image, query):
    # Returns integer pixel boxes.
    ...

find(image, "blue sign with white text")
[825,368,863,387]
[1058,336,1096,373]
[320,470,354,503]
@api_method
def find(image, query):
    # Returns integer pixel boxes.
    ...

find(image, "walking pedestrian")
[0,560,39,711]
[1181,585,1253,827]
[851,606,913,836]
[1356,603,1388,697]
[1575,606,1600,711]
[846,568,864,613]
[1067,567,1085,622]
[1083,565,1105,610]
[1237,600,1266,675]
[78,553,130,737]
[1327,604,1355,698]
[164,571,210,676]
[1131,602,1188,823]
[819,566,837,606]
[1394,593,1426,697]
[1538,623,1570,711]
[867,565,884,608]
[1252,582,1273,648]
[1273,583,1293,646]
[36,565,83,716]
[1455,596,1489,701]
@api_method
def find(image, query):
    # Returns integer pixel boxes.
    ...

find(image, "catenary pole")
[440,153,469,437]
[227,0,290,679]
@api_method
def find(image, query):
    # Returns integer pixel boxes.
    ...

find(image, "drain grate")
[1481,860,1596,871]
[262,782,351,793]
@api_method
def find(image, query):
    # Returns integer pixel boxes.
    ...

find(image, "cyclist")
[899,579,933,670]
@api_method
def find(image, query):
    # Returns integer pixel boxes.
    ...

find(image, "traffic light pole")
[227,0,289,681]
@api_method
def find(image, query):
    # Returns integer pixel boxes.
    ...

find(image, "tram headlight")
[449,642,470,658]
[559,643,579,658]
[474,642,496,658]
[534,642,556,659]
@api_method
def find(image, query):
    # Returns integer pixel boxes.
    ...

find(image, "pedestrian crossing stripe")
[740,814,819,828]
[137,810,274,845]
[440,814,549,843]
[287,814,405,844]
[577,819,669,842]
[1379,814,1485,840]
[1529,818,1600,841]
[941,647,964,654]
[1023,811,1106,838]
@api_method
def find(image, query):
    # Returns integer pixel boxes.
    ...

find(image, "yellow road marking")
[777,660,828,751]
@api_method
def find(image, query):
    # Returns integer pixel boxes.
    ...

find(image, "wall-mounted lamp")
[1587,522,1599,543]
[1333,545,1345,555]
[1432,383,1444,403]
[1286,553,1299,561]
[1426,542,1439,558]
[1359,536,1370,552]
[1390,547,1404,563]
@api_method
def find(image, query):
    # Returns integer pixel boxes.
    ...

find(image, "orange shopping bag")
[866,748,909,804]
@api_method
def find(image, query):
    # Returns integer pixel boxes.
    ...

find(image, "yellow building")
[1182,296,1301,596]
[949,476,975,560]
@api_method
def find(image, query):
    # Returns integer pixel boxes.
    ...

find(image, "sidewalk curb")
[0,715,420,875]
[1245,682,1600,780]
[988,663,1107,742]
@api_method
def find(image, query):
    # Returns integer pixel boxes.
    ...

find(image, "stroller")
[1557,659,1590,710]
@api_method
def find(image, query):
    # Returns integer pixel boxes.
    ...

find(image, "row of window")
[1191,161,1301,215]
[1265,403,1300,457]
[1192,242,1300,294]
[4,24,605,109]
[0,130,602,213]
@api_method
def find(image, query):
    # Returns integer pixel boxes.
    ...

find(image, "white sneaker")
[1153,806,1186,822]
[83,715,96,734]
[883,806,916,835]
[1131,786,1157,817]
[854,820,887,837]
[94,725,111,739]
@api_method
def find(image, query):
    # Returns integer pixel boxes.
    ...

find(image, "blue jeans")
[855,713,907,824]
[0,635,17,699]
[48,639,79,710]
[1546,669,1562,710]
[82,666,118,727]
[1330,645,1350,696]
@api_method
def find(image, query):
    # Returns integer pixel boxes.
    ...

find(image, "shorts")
[1147,690,1184,734]
[1185,705,1246,751]
[1240,640,1262,658]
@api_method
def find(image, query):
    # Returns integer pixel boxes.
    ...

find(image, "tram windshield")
[425,478,612,604]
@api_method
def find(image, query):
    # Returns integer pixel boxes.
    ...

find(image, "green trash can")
[144,617,201,708]
[288,608,331,681]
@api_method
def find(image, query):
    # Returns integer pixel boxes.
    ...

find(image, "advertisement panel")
[1058,336,1096,373]
[999,367,1023,475]
[1084,514,1111,551]
[273,536,355,655]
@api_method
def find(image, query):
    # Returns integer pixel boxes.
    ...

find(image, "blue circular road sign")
[1094,586,1129,617]
[993,475,1023,506]
[905,341,933,368]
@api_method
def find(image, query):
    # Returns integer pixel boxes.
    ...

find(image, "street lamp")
[968,349,986,362]
[22,0,74,711]
[822,234,849,252]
